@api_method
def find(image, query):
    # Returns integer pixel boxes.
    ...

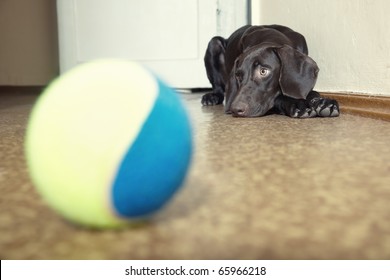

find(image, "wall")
[251,0,390,96]
[0,0,59,86]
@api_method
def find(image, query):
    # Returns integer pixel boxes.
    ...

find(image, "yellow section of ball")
[25,60,158,228]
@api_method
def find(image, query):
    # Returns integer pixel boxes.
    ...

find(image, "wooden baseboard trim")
[321,92,390,121]
[0,86,45,95]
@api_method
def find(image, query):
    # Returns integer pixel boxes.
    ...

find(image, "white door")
[57,0,248,88]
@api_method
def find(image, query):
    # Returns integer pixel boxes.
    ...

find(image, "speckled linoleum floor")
[1,90,390,259]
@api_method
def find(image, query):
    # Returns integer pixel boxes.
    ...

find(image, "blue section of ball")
[112,79,192,218]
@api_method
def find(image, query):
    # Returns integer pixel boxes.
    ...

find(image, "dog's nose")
[231,102,248,117]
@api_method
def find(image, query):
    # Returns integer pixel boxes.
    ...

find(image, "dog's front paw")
[311,98,340,117]
[288,99,317,118]
[201,92,224,106]
[292,107,317,118]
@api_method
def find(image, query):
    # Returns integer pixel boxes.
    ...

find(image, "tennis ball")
[25,60,192,228]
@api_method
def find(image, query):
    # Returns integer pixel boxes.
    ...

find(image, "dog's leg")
[274,91,340,118]
[202,36,227,106]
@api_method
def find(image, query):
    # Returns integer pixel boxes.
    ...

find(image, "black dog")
[202,25,339,118]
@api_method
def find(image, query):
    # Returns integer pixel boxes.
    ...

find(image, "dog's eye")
[259,68,269,77]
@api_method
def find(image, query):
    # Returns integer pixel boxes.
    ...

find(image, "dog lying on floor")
[201,24,339,118]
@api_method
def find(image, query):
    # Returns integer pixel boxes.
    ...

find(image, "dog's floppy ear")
[274,45,319,99]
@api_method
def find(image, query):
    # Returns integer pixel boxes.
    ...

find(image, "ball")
[25,60,192,228]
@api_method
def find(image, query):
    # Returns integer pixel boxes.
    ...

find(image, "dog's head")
[225,44,319,117]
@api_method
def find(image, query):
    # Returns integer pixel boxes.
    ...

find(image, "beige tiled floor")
[1,91,390,259]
